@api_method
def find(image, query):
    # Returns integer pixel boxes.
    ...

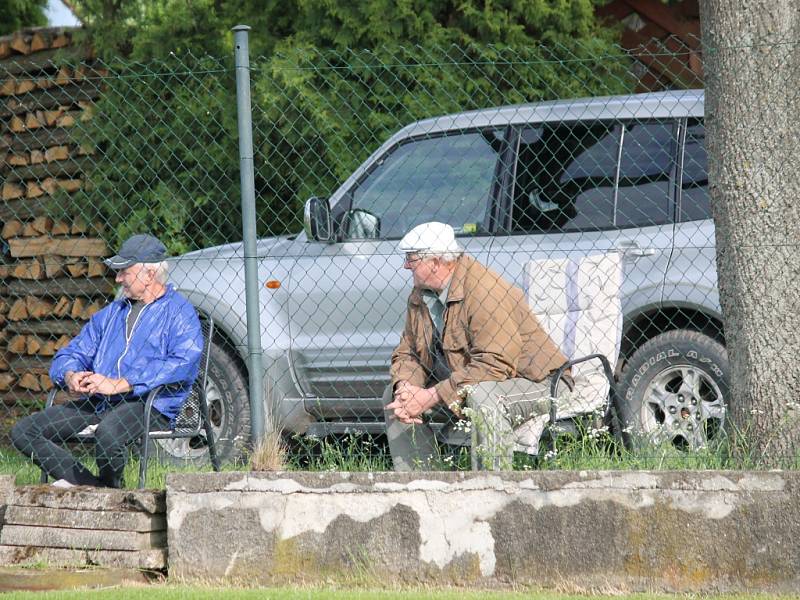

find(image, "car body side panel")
[486,225,673,324]
[666,219,721,316]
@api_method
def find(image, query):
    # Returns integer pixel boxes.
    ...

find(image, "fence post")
[232,25,265,446]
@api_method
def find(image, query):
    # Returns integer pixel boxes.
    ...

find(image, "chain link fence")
[0,28,790,485]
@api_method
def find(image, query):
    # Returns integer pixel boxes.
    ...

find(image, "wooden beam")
[621,0,693,40]
[596,0,633,21]
[0,390,60,408]
[3,157,89,183]
[8,355,50,373]
[0,126,72,152]
[0,195,57,221]
[3,319,82,336]
[0,44,93,77]
[0,83,102,119]
[7,236,108,258]
[1,276,115,297]
[623,29,703,88]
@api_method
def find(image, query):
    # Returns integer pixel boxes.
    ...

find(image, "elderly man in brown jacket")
[384,222,570,471]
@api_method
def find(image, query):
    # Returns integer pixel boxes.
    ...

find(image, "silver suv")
[167,88,727,464]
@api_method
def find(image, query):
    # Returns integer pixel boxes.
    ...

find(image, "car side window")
[345,131,503,240]
[510,122,619,233]
[680,119,710,222]
[616,121,676,228]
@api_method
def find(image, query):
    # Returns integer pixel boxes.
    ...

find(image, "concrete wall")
[167,470,800,592]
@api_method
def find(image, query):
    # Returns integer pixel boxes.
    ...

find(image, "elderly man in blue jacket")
[11,234,202,488]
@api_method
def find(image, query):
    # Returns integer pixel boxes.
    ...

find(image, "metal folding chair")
[40,314,220,488]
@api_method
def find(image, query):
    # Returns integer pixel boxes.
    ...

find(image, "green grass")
[4,588,799,600]
[0,446,238,489]
[2,425,795,491]
[0,448,42,486]
[285,433,393,471]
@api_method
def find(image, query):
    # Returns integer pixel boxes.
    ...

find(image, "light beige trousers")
[384,377,567,471]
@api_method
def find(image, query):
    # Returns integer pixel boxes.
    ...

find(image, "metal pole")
[232,25,265,445]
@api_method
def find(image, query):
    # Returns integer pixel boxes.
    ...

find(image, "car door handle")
[616,242,657,257]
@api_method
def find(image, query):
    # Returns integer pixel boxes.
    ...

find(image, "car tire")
[151,341,251,467]
[619,330,729,452]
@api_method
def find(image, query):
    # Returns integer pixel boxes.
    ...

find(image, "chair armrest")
[548,353,616,426]
[141,385,165,435]
[143,386,163,412]
[45,387,58,409]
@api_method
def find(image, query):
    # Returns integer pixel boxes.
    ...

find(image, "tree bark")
[701,1,800,465]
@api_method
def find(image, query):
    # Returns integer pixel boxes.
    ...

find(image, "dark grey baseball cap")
[104,234,167,270]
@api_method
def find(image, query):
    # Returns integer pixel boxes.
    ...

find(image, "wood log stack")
[1,27,114,412]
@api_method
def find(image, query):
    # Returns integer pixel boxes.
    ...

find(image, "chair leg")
[207,424,220,472]
[40,470,48,484]
[138,409,153,489]
[198,391,220,472]
[138,439,149,489]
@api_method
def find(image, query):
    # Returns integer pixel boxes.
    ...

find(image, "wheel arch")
[205,314,249,384]
[621,303,725,367]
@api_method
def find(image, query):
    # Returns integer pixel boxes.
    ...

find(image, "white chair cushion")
[514,252,623,453]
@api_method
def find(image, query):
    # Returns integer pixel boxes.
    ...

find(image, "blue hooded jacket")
[50,285,203,425]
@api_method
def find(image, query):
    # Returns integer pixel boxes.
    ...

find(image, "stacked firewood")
[1,27,114,409]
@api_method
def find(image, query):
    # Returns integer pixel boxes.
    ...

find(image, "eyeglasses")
[404,253,423,266]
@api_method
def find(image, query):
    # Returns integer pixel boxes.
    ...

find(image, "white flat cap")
[398,222,461,254]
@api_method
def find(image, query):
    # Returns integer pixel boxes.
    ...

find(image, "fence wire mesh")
[0,30,795,486]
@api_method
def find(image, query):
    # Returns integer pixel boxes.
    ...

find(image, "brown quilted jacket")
[391,254,567,409]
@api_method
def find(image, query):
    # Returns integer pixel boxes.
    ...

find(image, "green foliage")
[70,0,295,59]
[66,55,241,253]
[74,0,610,60]
[0,0,47,35]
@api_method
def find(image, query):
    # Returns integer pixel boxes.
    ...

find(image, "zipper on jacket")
[116,301,150,380]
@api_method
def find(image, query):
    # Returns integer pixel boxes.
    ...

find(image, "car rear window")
[616,121,676,228]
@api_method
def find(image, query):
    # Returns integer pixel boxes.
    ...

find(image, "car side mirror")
[341,209,380,240]
[304,196,333,242]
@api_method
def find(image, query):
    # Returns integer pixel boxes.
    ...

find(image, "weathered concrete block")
[0,476,13,506]
[12,486,165,514]
[0,524,166,552]
[4,506,166,532]
[0,545,167,570]
[167,471,800,592]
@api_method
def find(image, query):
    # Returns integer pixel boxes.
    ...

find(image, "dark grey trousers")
[11,398,169,487]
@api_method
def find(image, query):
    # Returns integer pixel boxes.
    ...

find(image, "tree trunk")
[700,1,800,465]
